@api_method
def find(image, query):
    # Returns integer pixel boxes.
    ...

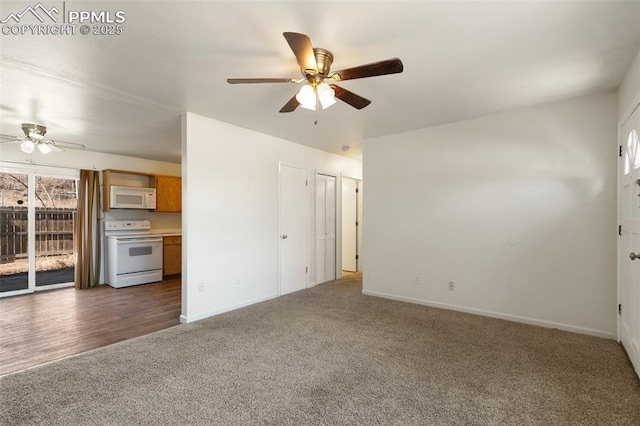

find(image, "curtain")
[74,170,100,289]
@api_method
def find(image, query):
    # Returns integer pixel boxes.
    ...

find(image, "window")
[624,129,639,175]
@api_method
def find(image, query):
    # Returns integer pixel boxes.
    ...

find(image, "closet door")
[316,174,336,284]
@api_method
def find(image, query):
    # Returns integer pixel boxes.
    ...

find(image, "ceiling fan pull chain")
[314,92,319,125]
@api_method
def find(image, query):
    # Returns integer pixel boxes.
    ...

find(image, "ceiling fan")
[0,123,86,155]
[227,32,404,113]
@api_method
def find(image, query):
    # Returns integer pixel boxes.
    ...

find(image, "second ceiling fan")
[0,123,86,155]
[227,32,404,113]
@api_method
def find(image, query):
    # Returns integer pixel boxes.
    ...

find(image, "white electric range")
[105,220,163,288]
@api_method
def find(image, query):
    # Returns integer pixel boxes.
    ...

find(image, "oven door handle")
[116,238,163,244]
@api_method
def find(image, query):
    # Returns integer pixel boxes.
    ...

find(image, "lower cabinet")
[163,236,182,277]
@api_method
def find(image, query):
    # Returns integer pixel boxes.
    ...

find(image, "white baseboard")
[362,290,615,340]
[180,292,279,324]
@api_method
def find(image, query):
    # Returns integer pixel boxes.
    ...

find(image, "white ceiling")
[1,1,639,164]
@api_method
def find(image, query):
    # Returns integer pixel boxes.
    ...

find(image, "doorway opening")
[342,177,361,274]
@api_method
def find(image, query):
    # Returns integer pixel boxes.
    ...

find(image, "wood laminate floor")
[0,278,181,376]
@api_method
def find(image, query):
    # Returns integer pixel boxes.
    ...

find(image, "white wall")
[181,112,362,323]
[619,48,640,120]
[363,91,618,338]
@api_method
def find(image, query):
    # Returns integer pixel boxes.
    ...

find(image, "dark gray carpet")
[1,273,639,425]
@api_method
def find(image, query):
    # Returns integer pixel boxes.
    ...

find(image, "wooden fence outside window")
[0,207,76,263]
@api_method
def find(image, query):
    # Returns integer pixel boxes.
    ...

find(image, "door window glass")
[34,176,78,288]
[625,129,639,175]
[0,172,29,293]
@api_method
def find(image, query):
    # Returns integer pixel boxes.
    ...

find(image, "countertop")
[149,229,182,237]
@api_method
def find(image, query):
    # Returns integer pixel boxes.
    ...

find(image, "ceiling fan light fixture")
[319,95,336,109]
[317,82,336,109]
[2,124,84,154]
[296,84,316,110]
[28,131,44,140]
[20,139,35,154]
[37,142,53,155]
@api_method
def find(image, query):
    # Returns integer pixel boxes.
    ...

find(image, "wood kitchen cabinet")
[154,175,182,212]
[102,169,182,213]
[102,170,182,213]
[163,236,182,277]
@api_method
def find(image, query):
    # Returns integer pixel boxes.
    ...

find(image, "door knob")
[281,235,288,239]
[631,253,640,260]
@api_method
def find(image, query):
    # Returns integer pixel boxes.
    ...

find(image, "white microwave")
[110,186,157,209]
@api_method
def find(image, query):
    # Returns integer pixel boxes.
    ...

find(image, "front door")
[620,103,640,377]
[279,163,308,295]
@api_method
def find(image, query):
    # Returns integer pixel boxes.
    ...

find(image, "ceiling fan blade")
[330,58,403,81]
[0,134,21,144]
[227,78,296,84]
[43,141,64,153]
[279,95,300,113]
[53,140,86,150]
[34,141,62,154]
[331,85,371,110]
[283,32,318,74]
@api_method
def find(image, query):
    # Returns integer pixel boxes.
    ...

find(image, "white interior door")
[620,104,640,377]
[316,174,336,284]
[342,178,358,272]
[279,164,308,295]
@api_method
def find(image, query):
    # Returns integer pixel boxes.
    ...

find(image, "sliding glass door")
[0,165,79,297]
[0,172,29,293]
[34,175,78,288]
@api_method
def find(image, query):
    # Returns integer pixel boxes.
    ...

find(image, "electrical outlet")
[414,276,420,285]
[448,281,455,291]
[235,279,240,288]
[198,282,205,293]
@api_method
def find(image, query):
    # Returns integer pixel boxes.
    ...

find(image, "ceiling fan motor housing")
[310,48,334,82]
[21,123,47,139]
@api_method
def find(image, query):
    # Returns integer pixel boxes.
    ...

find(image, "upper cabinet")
[153,175,182,212]
[103,169,181,212]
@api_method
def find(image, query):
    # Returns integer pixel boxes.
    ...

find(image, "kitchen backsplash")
[102,209,181,230]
